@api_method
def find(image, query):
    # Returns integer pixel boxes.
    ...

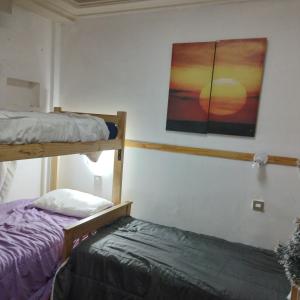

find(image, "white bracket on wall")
[252,152,268,168]
[4,77,40,111]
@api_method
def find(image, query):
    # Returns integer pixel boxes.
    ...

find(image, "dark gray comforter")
[53,217,289,300]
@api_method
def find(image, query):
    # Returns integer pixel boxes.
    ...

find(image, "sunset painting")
[208,38,267,136]
[166,38,267,137]
[166,42,215,133]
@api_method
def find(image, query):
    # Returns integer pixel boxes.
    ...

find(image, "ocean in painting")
[166,89,259,136]
[166,89,208,133]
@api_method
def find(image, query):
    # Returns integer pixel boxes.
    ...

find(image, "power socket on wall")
[94,175,102,196]
[252,199,265,212]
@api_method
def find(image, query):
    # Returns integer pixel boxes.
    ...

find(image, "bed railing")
[62,201,132,260]
[0,108,126,162]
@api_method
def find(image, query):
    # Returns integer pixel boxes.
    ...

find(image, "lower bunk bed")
[0,107,127,300]
[53,208,290,300]
[0,198,79,300]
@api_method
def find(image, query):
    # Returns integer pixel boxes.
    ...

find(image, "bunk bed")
[0,107,129,300]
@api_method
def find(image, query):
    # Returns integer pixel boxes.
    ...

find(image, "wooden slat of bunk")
[0,139,122,162]
[63,201,132,259]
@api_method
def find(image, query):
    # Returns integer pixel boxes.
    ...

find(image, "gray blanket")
[53,217,289,300]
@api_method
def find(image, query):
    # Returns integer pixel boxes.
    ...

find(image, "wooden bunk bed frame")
[45,108,132,261]
[0,107,126,203]
[0,106,133,263]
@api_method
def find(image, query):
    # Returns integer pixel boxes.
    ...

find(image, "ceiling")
[0,0,13,13]
[13,0,257,22]
[68,0,146,5]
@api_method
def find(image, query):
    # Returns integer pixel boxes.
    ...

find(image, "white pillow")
[32,189,113,218]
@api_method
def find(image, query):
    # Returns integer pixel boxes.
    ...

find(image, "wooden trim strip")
[125,140,299,167]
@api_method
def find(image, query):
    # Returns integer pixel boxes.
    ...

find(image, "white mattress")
[0,111,110,144]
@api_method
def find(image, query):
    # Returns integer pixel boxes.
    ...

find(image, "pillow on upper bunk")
[32,189,113,218]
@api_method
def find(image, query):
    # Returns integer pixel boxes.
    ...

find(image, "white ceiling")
[0,0,13,13]
[13,0,261,22]
[68,0,147,5]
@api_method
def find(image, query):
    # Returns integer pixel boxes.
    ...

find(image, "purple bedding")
[0,199,78,300]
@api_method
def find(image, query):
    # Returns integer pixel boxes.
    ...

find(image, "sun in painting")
[199,78,247,116]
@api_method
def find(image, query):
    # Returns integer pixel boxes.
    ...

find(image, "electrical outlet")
[252,199,264,212]
[94,175,102,196]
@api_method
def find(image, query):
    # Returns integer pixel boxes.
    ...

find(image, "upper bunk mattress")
[53,216,290,300]
[0,110,109,144]
[0,199,78,300]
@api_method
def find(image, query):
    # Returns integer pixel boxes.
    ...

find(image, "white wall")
[0,6,52,200]
[58,0,300,249]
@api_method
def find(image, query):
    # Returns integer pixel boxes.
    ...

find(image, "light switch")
[252,199,264,212]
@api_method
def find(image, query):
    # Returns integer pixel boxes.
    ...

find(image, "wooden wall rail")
[125,140,299,167]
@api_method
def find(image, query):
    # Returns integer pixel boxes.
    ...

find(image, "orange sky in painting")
[208,38,267,122]
[170,42,215,93]
[213,39,267,93]
[215,39,267,66]
[168,42,215,122]
[171,42,215,67]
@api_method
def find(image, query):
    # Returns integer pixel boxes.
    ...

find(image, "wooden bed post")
[49,107,62,191]
[50,157,58,191]
[291,284,299,300]
[112,111,126,205]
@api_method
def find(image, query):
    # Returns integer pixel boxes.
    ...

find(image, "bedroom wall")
[0,6,52,200]
[58,0,300,249]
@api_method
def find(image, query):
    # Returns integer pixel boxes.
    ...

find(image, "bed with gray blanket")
[53,217,289,300]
